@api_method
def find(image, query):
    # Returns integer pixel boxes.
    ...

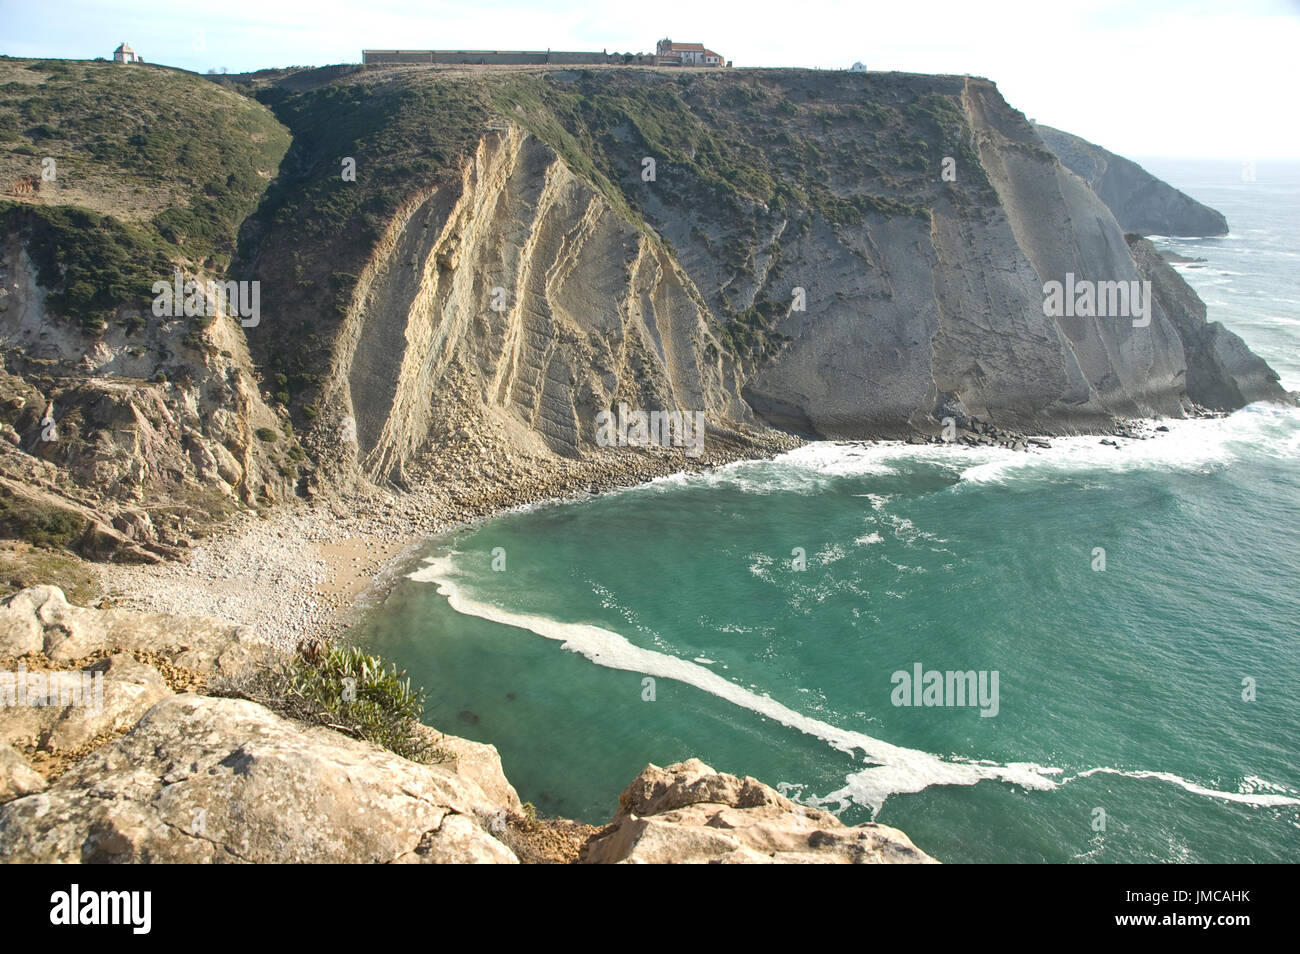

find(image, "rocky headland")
[0,57,1293,863]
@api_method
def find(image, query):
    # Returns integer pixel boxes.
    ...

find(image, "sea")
[356,159,1300,863]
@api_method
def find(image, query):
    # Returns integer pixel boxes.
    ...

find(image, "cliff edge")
[0,587,935,864]
[1036,123,1229,237]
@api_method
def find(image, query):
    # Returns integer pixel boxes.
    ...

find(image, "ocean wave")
[409,552,1300,817]
[957,402,1300,486]
[646,405,1300,498]
[410,553,1062,813]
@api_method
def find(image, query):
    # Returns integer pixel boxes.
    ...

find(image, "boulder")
[0,585,270,676]
[582,759,936,864]
[0,654,173,754]
[0,694,518,863]
[0,746,44,803]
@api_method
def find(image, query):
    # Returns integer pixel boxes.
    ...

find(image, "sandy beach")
[96,431,801,649]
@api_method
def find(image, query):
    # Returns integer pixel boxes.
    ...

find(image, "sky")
[3,0,1299,158]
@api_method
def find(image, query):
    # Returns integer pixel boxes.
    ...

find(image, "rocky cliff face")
[1,61,1289,534]
[1036,124,1229,237]
[253,67,1290,479]
[583,759,935,864]
[0,59,297,564]
[317,125,752,487]
[0,235,298,556]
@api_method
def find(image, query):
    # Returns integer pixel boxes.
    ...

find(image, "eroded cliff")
[1036,123,1230,237]
[0,58,1289,552]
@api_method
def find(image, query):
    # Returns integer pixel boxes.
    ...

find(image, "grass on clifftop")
[489,70,983,226]
[0,57,290,333]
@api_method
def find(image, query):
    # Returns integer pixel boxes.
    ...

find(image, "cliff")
[1036,124,1230,237]
[0,586,935,863]
[1,59,1288,558]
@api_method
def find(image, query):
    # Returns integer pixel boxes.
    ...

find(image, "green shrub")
[242,643,448,763]
[254,426,277,442]
[0,495,87,549]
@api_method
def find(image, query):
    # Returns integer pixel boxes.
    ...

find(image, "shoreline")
[96,428,802,649]
[94,412,1214,651]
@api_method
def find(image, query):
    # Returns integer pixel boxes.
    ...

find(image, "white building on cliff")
[113,43,142,64]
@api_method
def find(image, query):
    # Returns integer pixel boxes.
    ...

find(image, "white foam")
[815,544,846,565]
[409,554,1063,814]
[958,403,1300,486]
[604,406,1299,504]
[1071,768,1300,809]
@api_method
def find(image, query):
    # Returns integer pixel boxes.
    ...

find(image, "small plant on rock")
[243,642,450,764]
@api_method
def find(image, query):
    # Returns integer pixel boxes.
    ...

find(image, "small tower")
[113,43,141,64]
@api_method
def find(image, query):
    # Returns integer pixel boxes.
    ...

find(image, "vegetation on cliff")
[224,65,1005,419]
[237,641,448,763]
[0,57,290,332]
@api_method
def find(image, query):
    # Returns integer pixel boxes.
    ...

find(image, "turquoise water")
[358,161,1300,863]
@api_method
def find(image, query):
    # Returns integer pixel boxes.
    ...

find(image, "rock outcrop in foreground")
[0,588,935,863]
[583,759,934,864]
[0,694,520,863]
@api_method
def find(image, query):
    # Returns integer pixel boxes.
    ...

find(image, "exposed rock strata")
[2,66,1289,554]
[1037,124,1229,237]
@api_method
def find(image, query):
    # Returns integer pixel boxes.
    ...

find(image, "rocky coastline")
[0,583,934,863]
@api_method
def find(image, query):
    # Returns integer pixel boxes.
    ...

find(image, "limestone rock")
[0,746,44,803]
[582,759,936,864]
[0,694,518,863]
[0,654,173,754]
[0,585,270,677]
[419,726,523,814]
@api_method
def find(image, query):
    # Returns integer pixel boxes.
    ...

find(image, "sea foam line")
[1069,768,1300,808]
[409,555,1060,814]
[407,414,1300,815]
[632,403,1300,497]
